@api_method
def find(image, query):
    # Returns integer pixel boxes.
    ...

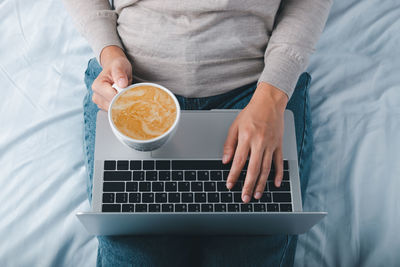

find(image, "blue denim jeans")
[83,58,312,267]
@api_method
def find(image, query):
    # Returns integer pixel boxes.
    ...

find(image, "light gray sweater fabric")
[63,0,332,98]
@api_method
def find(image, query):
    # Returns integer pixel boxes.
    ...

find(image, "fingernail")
[276,180,281,187]
[243,195,250,203]
[254,192,262,199]
[226,183,233,190]
[118,78,126,87]
[222,154,228,163]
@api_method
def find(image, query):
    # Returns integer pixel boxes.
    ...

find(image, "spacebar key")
[172,160,231,170]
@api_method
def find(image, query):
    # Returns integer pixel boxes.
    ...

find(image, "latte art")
[111,85,177,140]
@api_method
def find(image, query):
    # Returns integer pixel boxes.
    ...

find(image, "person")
[64,0,332,266]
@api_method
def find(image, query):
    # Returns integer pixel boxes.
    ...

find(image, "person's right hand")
[92,46,132,111]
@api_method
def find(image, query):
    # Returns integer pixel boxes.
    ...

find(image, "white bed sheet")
[0,0,399,266]
[0,0,97,266]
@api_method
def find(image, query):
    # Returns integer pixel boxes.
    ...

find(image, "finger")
[111,65,129,88]
[273,147,284,187]
[222,124,238,164]
[92,92,110,111]
[226,139,249,190]
[254,150,273,199]
[242,146,263,203]
[92,75,118,102]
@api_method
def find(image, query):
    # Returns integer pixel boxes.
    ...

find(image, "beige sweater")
[63,0,332,98]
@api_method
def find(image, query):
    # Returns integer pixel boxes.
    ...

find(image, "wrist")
[250,82,288,113]
[100,45,127,67]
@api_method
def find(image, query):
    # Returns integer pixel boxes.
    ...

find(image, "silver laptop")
[77,109,326,235]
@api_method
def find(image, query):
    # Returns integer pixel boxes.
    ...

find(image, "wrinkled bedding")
[0,0,399,266]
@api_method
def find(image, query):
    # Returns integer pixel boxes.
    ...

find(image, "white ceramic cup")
[108,82,181,151]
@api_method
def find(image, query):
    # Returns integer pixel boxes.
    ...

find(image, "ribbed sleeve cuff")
[258,46,308,99]
[81,11,124,64]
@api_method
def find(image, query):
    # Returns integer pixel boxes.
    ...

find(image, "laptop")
[77,109,326,235]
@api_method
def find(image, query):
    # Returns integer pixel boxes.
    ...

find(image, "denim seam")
[298,74,311,174]
[279,235,290,267]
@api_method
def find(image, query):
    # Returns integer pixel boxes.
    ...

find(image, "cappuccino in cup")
[108,83,180,151]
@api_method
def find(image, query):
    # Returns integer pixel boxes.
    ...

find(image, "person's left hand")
[222,82,288,203]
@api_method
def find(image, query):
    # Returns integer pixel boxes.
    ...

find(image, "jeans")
[83,58,313,267]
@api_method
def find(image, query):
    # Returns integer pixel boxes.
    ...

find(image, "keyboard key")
[217,182,228,192]
[207,192,219,203]
[104,171,131,181]
[227,204,240,212]
[130,160,141,170]
[188,204,200,212]
[201,204,213,212]
[102,193,114,203]
[250,197,259,203]
[260,192,272,203]
[204,182,216,191]
[267,203,279,212]
[116,193,128,203]
[221,192,233,202]
[280,204,292,212]
[283,171,289,180]
[152,182,164,192]
[241,204,253,212]
[172,171,184,181]
[102,204,120,212]
[268,171,275,181]
[122,204,135,212]
[156,160,170,170]
[146,171,157,181]
[149,204,161,212]
[231,182,242,192]
[184,171,197,181]
[155,193,167,203]
[132,171,145,181]
[165,182,177,191]
[182,192,194,203]
[269,181,290,192]
[142,193,154,203]
[172,160,230,170]
[178,182,190,191]
[104,160,116,170]
[214,204,227,212]
[197,171,209,181]
[143,160,154,170]
[191,182,203,192]
[126,182,138,192]
[254,203,266,212]
[210,171,222,181]
[159,171,171,181]
[233,193,242,202]
[273,193,292,203]
[129,193,140,203]
[168,193,180,203]
[238,171,246,181]
[175,204,187,212]
[195,193,206,203]
[117,160,129,170]
[222,171,229,180]
[103,182,124,192]
[135,204,147,212]
[139,182,151,192]
[162,204,173,212]
[284,160,289,170]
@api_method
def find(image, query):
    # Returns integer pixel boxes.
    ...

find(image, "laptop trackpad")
[151,110,239,159]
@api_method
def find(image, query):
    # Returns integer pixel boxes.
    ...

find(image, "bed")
[0,0,399,266]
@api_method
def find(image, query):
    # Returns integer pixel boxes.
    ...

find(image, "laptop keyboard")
[101,160,292,213]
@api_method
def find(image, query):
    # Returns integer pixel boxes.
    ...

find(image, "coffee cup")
[108,82,181,151]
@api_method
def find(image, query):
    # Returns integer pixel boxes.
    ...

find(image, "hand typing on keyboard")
[222,82,288,203]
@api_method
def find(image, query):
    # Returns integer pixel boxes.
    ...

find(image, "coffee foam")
[111,85,177,140]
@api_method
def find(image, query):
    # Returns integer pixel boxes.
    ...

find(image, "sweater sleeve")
[62,0,124,64]
[258,0,332,99]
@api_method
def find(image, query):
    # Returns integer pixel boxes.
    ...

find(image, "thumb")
[222,124,238,164]
[111,65,129,88]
